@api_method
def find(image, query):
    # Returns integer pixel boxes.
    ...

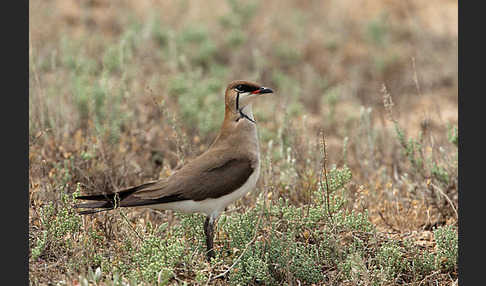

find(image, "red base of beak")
[252,87,273,95]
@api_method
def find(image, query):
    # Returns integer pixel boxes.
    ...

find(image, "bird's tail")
[74,181,158,215]
[74,193,120,215]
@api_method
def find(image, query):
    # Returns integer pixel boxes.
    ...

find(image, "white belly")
[145,163,260,218]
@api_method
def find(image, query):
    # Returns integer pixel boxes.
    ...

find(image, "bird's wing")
[75,151,256,212]
[131,153,255,202]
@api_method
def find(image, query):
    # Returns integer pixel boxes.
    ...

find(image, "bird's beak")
[252,87,274,95]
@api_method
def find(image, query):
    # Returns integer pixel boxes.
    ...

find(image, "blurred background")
[29,0,458,283]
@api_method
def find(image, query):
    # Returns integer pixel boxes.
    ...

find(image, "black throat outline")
[236,92,256,124]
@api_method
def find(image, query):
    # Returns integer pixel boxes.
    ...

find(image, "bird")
[75,80,273,260]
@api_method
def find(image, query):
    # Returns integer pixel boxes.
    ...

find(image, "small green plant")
[176,25,218,68]
[410,248,436,278]
[130,234,185,282]
[376,241,406,280]
[275,44,302,67]
[167,70,225,136]
[30,188,82,261]
[271,70,305,117]
[365,13,389,48]
[219,0,258,48]
[324,86,341,124]
[434,225,458,271]
[149,16,169,47]
[72,74,92,126]
[103,23,140,74]
[382,84,458,218]
[448,124,458,147]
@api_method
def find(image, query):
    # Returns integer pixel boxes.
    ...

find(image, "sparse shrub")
[271,71,305,117]
[176,25,218,68]
[366,13,389,47]
[376,241,407,280]
[434,225,458,272]
[339,252,371,283]
[71,73,128,143]
[448,124,458,147]
[149,17,169,47]
[130,233,185,282]
[275,44,302,68]
[410,248,436,278]
[103,24,140,74]
[382,84,458,219]
[323,86,341,125]
[219,0,257,49]
[167,70,225,137]
[72,74,92,127]
[230,243,272,285]
[30,188,82,261]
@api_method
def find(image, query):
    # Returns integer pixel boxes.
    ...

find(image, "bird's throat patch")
[235,92,256,124]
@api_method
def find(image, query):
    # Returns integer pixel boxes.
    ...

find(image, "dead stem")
[319,130,333,221]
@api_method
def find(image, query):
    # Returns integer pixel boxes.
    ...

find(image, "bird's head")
[224,80,273,115]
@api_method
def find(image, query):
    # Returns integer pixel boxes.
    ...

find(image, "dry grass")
[29,0,457,285]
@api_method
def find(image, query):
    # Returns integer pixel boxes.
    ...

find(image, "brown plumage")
[75,80,273,260]
[76,155,255,213]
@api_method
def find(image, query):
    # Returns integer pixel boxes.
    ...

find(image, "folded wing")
[75,155,254,214]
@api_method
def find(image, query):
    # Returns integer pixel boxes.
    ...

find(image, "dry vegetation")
[29,0,458,285]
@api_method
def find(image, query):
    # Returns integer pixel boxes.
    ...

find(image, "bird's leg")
[204,216,215,261]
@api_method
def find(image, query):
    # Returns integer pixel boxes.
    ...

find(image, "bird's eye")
[235,84,259,93]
